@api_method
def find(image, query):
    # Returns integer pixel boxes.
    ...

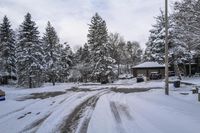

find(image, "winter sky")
[0,0,179,50]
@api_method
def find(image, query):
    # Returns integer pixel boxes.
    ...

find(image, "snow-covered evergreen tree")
[194,0,200,54]
[173,0,198,76]
[72,43,91,82]
[0,16,16,84]
[144,10,168,63]
[42,21,60,85]
[16,13,44,88]
[79,43,91,82]
[173,0,196,53]
[81,43,90,63]
[126,41,142,66]
[73,46,83,64]
[144,10,185,63]
[58,43,73,82]
[108,33,125,76]
[87,13,115,82]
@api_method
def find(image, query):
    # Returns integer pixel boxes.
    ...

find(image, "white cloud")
[57,18,88,48]
[0,0,178,50]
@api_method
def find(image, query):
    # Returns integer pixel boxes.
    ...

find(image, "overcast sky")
[0,0,179,51]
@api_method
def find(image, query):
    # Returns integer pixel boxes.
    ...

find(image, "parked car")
[194,73,200,77]
[100,77,109,84]
[168,71,175,77]
[0,89,5,101]
[136,74,145,83]
[149,72,161,80]
[118,74,133,79]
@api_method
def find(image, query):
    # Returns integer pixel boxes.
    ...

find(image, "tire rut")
[60,91,109,133]
[17,93,78,133]
[0,100,39,121]
[18,113,51,133]
[109,101,133,133]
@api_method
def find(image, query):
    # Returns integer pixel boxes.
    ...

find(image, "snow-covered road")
[88,91,200,133]
[0,80,200,133]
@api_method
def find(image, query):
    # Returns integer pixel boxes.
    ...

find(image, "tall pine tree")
[16,13,44,88]
[173,0,198,76]
[144,10,168,63]
[58,43,73,82]
[42,21,60,85]
[87,13,115,82]
[108,33,124,76]
[126,41,142,66]
[0,16,16,84]
[79,43,91,82]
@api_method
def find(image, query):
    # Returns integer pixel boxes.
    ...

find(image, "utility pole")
[165,0,169,95]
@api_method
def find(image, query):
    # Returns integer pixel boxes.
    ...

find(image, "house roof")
[132,62,165,69]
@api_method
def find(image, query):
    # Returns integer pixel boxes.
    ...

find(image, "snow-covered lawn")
[181,77,200,86]
[0,78,200,133]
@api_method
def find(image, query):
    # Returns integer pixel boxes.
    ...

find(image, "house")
[132,62,166,78]
[183,56,200,76]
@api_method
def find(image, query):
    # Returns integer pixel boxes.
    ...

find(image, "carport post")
[165,0,169,95]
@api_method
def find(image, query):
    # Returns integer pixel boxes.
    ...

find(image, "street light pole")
[165,0,169,95]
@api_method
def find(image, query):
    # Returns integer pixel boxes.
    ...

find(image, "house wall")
[185,64,198,75]
[132,68,165,78]
[137,69,147,77]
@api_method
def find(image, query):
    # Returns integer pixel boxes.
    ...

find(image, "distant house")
[183,56,200,76]
[132,62,166,78]
[0,72,17,85]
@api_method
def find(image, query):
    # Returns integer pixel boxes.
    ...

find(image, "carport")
[132,62,166,79]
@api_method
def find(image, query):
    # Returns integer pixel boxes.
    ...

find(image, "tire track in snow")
[109,101,133,133]
[60,90,109,133]
[0,90,74,121]
[17,92,80,133]
[0,100,39,122]
[18,113,51,133]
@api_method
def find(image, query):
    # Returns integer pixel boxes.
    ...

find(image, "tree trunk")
[197,57,200,73]
[117,63,120,78]
[189,60,192,77]
[5,76,8,85]
[29,76,32,88]
[52,76,55,86]
[173,54,182,80]
[52,72,55,86]
[126,63,129,74]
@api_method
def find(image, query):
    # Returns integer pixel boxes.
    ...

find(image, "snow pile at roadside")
[181,77,200,85]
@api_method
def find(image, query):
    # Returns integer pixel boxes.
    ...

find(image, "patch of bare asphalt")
[60,91,108,133]
[16,91,66,101]
[17,87,107,101]
[111,87,162,94]
[67,87,108,92]
[67,87,94,92]
[18,113,51,133]
[17,85,160,101]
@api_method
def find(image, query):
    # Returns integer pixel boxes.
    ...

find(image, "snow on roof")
[132,62,165,69]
